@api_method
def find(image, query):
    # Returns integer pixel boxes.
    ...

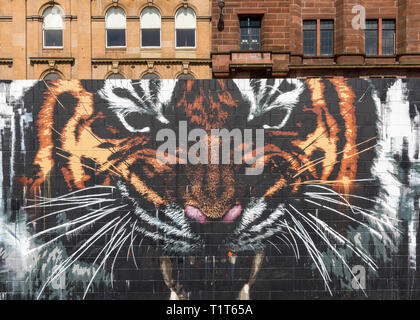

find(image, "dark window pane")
[382,19,395,55]
[177,74,194,80]
[320,30,333,55]
[320,20,333,30]
[240,17,261,50]
[303,20,316,30]
[107,29,126,47]
[44,72,62,80]
[142,73,160,80]
[320,20,334,55]
[176,29,195,47]
[107,73,125,79]
[365,20,378,55]
[142,29,160,47]
[382,19,395,30]
[366,20,378,29]
[303,20,317,56]
[44,30,63,47]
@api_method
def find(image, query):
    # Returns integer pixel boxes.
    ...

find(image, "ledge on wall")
[29,57,75,66]
[91,58,211,65]
[0,58,13,66]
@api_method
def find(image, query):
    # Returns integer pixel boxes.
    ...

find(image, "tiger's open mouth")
[160,251,265,300]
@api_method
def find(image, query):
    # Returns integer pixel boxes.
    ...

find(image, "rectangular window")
[176,29,195,48]
[303,20,317,56]
[320,20,334,55]
[382,19,395,55]
[365,19,396,56]
[303,20,334,56]
[43,30,63,47]
[365,20,378,55]
[106,29,126,47]
[141,29,160,47]
[240,17,261,50]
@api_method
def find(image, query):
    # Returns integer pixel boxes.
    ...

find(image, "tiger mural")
[0,78,409,299]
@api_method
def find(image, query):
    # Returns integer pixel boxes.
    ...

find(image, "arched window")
[175,7,196,48]
[43,6,64,48]
[43,72,62,80]
[141,73,160,80]
[106,7,126,47]
[107,73,125,79]
[140,7,161,47]
[177,73,195,80]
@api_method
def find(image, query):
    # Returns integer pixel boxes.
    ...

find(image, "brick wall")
[0,0,212,80]
[212,0,420,77]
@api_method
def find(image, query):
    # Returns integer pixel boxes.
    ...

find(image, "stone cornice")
[27,15,77,21]
[91,58,211,65]
[0,58,13,65]
[289,64,420,69]
[29,57,75,65]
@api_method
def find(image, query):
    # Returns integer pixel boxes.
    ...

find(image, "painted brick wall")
[0,78,419,300]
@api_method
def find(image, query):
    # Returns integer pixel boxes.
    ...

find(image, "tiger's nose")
[185,205,242,224]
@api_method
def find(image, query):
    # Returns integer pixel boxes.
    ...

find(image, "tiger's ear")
[233,79,306,129]
[98,80,178,132]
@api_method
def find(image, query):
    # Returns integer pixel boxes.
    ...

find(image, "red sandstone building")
[211,0,420,78]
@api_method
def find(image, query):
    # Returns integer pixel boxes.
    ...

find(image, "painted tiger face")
[22,78,398,298]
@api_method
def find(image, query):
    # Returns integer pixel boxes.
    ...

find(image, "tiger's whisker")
[29,204,118,239]
[307,193,399,232]
[304,198,383,239]
[128,220,139,270]
[281,216,332,295]
[27,199,117,224]
[86,230,131,297]
[288,205,369,296]
[28,205,127,254]
[36,216,122,299]
[267,239,282,255]
[104,215,132,265]
[276,234,299,261]
[111,230,132,287]
[295,136,376,172]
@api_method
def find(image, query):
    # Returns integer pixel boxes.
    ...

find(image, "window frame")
[140,7,162,49]
[382,19,396,55]
[303,19,335,57]
[303,20,317,56]
[42,6,64,49]
[320,20,334,56]
[365,18,396,56]
[239,16,262,51]
[105,7,127,49]
[175,7,197,49]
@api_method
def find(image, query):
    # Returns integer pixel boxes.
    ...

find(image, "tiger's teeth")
[237,251,265,300]
[159,256,188,300]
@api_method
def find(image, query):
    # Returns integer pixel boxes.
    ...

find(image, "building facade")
[1,0,420,80]
[212,0,420,78]
[0,0,212,80]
